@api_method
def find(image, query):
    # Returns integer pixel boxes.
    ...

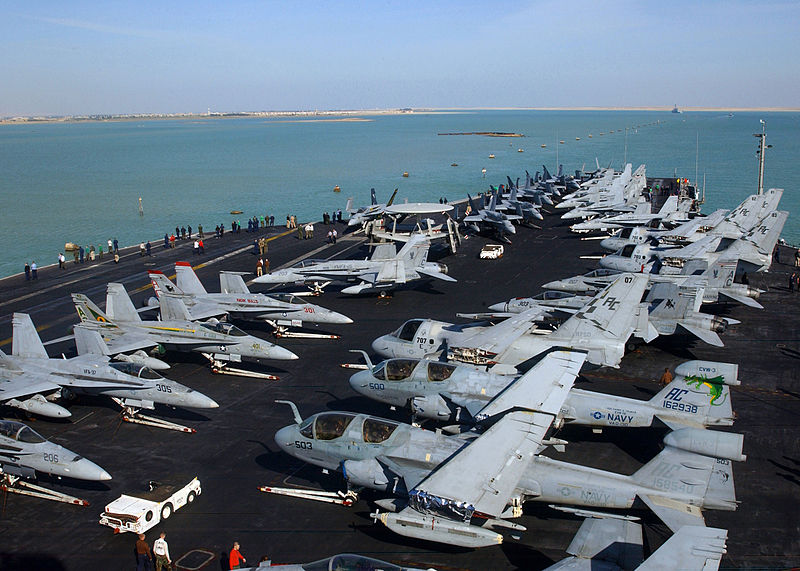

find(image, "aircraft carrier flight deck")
[0,197,798,570]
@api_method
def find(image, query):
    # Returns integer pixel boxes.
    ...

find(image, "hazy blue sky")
[2,1,798,116]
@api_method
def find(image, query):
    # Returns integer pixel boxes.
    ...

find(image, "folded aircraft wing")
[457,306,547,354]
[0,375,62,401]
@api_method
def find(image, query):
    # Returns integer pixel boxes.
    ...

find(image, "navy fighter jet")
[345,187,399,228]
[0,420,111,482]
[253,234,454,295]
[72,283,298,364]
[462,192,521,240]
[0,313,218,432]
[148,263,352,336]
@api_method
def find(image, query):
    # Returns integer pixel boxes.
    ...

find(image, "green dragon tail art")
[684,374,726,405]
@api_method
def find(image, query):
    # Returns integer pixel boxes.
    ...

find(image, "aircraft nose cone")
[269,345,299,360]
[487,302,506,312]
[187,391,219,409]
[371,336,392,357]
[72,458,113,481]
[322,309,353,324]
[274,426,297,454]
[348,371,371,395]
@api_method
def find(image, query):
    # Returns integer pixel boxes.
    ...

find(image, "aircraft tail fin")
[219,272,251,294]
[370,188,377,205]
[552,274,647,342]
[386,188,399,206]
[543,165,553,180]
[148,270,183,298]
[633,428,743,531]
[657,195,678,215]
[11,313,49,359]
[650,361,738,429]
[397,234,430,268]
[646,282,695,319]
[345,197,354,213]
[159,294,194,322]
[74,325,110,356]
[106,283,142,322]
[745,210,788,255]
[72,293,118,327]
[175,262,208,295]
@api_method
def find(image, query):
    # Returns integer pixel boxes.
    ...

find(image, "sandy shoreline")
[3,106,797,126]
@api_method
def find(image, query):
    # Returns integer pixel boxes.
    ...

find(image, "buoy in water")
[488,154,495,159]
[517,148,524,153]
[540,144,546,148]
[451,163,458,167]
[333,185,341,192]
[402,172,409,177]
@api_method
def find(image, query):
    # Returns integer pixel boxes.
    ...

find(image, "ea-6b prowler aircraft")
[347,354,737,430]
[148,262,352,337]
[371,273,649,369]
[0,313,218,432]
[72,283,298,367]
[273,350,586,548]
[0,420,112,505]
[253,234,455,295]
[276,405,744,546]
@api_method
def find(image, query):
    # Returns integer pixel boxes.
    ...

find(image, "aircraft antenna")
[695,131,699,190]
[754,120,770,195]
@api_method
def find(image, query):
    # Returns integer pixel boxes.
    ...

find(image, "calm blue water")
[1,110,797,278]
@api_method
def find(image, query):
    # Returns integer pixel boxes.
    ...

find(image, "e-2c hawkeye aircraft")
[148,262,352,337]
[253,234,454,295]
[0,313,218,432]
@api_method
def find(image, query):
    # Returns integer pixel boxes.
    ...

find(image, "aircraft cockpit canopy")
[110,362,164,380]
[309,412,357,441]
[533,291,575,301]
[0,420,45,444]
[301,553,404,571]
[395,319,424,341]
[619,244,637,258]
[363,418,398,443]
[271,293,304,305]
[379,359,418,381]
[427,361,456,382]
[201,321,248,337]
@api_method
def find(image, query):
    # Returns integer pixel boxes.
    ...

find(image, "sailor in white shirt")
[153,531,172,571]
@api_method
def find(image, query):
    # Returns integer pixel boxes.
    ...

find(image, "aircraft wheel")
[161,503,173,520]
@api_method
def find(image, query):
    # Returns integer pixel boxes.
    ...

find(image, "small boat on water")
[230,210,243,215]
[451,163,458,167]
[402,172,409,177]
[559,140,565,144]
[575,137,580,141]
[517,149,524,153]
[488,154,495,159]
[333,185,341,192]
[588,134,592,138]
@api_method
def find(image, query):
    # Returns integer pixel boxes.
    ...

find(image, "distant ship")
[672,104,681,114]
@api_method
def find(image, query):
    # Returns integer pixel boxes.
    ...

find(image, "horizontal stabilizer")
[718,289,763,309]
[638,493,705,532]
[679,322,724,347]
[639,526,727,571]
[416,267,457,282]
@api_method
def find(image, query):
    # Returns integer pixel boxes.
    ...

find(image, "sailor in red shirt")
[229,541,246,569]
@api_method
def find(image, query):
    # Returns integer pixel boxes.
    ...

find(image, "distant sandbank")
[2,106,797,126]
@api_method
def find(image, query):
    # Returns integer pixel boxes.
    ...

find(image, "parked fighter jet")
[276,404,743,542]
[275,350,585,547]
[348,354,737,430]
[345,187,399,228]
[643,283,736,346]
[463,192,521,239]
[569,195,692,233]
[72,283,298,363]
[599,210,788,275]
[492,185,543,222]
[0,314,217,431]
[372,273,649,369]
[547,517,727,570]
[253,234,454,295]
[148,263,352,334]
[0,420,111,482]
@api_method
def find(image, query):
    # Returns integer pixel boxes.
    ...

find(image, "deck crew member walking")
[153,531,172,571]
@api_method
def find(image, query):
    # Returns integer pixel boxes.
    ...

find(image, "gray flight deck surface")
[0,212,798,570]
